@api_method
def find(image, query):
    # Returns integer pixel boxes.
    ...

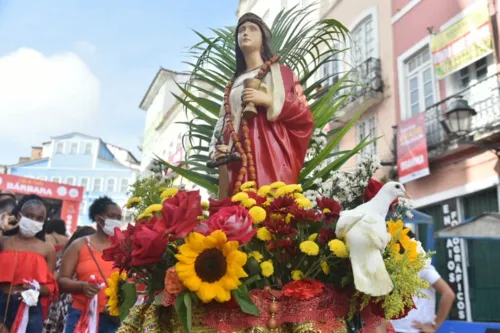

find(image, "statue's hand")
[215,145,229,160]
[242,88,272,109]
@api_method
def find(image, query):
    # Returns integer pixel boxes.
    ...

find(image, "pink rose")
[205,206,256,244]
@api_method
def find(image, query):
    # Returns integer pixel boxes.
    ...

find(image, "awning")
[434,212,500,240]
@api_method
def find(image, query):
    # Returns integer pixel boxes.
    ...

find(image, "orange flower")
[164,267,184,295]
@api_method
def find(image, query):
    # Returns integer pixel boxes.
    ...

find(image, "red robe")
[227,65,314,192]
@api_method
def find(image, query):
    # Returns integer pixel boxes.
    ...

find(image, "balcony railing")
[424,73,500,151]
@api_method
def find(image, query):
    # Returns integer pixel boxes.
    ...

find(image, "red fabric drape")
[228,64,314,191]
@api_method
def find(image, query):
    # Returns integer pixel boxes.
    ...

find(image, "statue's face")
[237,21,262,54]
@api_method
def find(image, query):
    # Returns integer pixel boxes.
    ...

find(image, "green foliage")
[231,284,260,317]
[158,6,371,196]
[119,282,138,320]
[127,175,173,216]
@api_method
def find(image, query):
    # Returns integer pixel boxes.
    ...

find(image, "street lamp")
[440,95,477,137]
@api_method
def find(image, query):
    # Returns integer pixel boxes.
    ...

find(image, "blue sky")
[0,0,236,164]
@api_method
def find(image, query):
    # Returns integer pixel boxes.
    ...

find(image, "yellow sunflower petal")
[226,250,247,267]
[222,241,239,256]
[175,254,197,265]
[186,232,207,253]
[219,275,240,290]
[197,282,217,303]
[182,275,202,291]
[177,244,200,258]
[213,282,232,303]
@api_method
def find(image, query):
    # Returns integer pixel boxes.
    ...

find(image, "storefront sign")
[431,4,492,79]
[397,113,430,183]
[0,174,83,232]
[441,200,471,321]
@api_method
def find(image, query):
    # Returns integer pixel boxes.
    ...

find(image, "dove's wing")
[336,209,365,239]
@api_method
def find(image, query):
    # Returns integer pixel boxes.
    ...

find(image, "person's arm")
[413,277,455,332]
[433,278,456,328]
[58,239,100,298]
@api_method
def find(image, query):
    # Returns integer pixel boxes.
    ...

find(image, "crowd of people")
[0,191,123,333]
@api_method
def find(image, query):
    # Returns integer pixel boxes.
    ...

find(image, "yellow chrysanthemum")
[249,206,266,224]
[260,260,274,277]
[175,230,248,303]
[240,181,256,190]
[299,240,319,256]
[262,198,272,207]
[328,239,349,258]
[321,261,330,275]
[160,188,179,199]
[308,233,318,241]
[285,213,294,223]
[257,185,272,197]
[247,251,264,263]
[105,271,127,317]
[291,270,304,281]
[125,197,142,209]
[270,181,286,189]
[293,193,305,200]
[241,198,257,208]
[295,198,312,209]
[143,204,163,215]
[243,188,257,193]
[201,201,210,210]
[256,227,272,241]
[137,212,153,220]
[231,192,249,202]
[275,184,302,197]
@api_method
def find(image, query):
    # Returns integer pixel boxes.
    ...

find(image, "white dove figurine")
[335,181,408,296]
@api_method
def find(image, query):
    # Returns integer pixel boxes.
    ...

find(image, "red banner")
[0,174,83,202]
[0,174,83,232]
[397,113,430,183]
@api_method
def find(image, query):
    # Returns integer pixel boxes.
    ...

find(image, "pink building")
[392,0,500,327]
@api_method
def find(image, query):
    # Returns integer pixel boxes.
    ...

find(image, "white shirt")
[391,264,441,333]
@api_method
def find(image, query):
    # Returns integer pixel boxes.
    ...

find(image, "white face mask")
[19,215,44,238]
[102,219,122,236]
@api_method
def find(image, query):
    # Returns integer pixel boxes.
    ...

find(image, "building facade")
[8,132,140,225]
[139,68,209,198]
[392,0,500,327]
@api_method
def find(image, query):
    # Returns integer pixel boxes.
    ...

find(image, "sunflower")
[175,230,248,303]
[387,219,411,244]
[105,271,127,316]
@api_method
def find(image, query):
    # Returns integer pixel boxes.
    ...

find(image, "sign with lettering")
[397,113,430,183]
[0,174,83,232]
[441,200,471,321]
[431,3,492,79]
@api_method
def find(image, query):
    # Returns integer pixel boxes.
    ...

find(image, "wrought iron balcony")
[318,57,384,119]
[424,72,500,155]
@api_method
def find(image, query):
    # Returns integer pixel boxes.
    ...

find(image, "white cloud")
[0,48,100,163]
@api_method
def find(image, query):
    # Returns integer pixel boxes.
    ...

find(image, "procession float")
[103,7,431,333]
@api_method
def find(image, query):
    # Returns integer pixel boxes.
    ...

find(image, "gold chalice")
[242,78,261,120]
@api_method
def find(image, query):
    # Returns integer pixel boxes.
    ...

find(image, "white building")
[139,68,209,198]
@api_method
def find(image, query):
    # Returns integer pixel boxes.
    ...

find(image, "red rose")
[363,179,398,208]
[156,190,202,239]
[130,224,169,267]
[102,224,134,270]
[208,197,237,216]
[205,206,256,244]
[283,279,325,300]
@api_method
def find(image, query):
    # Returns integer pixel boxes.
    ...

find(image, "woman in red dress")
[209,13,314,198]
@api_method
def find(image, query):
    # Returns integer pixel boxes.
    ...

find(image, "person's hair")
[62,226,95,253]
[88,196,117,222]
[6,194,47,240]
[0,197,16,212]
[45,219,66,235]
[234,13,274,78]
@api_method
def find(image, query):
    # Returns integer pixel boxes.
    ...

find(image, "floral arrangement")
[103,175,430,332]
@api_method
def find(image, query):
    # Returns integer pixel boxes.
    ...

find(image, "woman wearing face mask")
[58,196,122,333]
[0,195,56,333]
